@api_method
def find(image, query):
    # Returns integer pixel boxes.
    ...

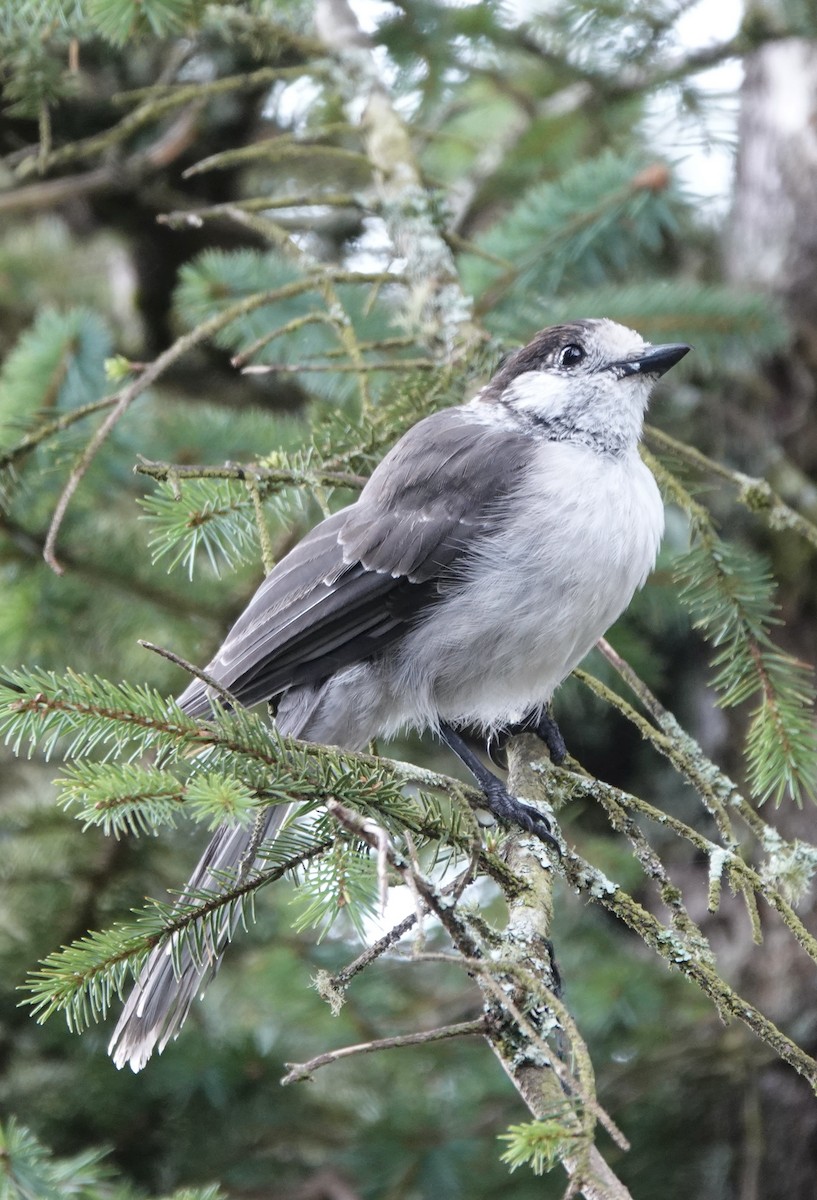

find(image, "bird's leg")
[486,705,567,769]
[439,723,560,852]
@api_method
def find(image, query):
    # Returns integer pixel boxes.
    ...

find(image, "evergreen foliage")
[1,1,817,1197]
[0,1115,222,1200]
[675,536,817,804]
[463,151,685,309]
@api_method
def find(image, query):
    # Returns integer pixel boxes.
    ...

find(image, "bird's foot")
[479,776,561,853]
[440,723,560,853]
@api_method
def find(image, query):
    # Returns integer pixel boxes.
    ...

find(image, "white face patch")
[501,370,574,420]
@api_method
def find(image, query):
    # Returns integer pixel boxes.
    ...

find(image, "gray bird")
[109,318,689,1071]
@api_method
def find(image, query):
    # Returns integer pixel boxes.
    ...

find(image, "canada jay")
[109,318,689,1071]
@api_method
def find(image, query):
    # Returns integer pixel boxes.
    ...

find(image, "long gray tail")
[108,802,290,1072]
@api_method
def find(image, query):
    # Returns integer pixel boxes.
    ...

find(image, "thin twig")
[137,640,240,709]
[591,638,810,862]
[42,279,356,574]
[557,720,817,965]
[326,800,482,958]
[241,358,437,375]
[575,665,737,845]
[0,166,118,214]
[230,312,338,368]
[0,511,221,620]
[0,396,117,472]
[327,864,479,994]
[156,192,364,228]
[596,637,670,722]
[281,1019,487,1085]
[135,460,367,489]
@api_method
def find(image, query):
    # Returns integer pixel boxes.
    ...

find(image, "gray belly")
[280,443,663,746]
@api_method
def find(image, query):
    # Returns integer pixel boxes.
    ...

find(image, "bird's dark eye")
[559,344,585,368]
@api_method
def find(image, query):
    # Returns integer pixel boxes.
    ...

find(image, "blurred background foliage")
[1,0,817,1197]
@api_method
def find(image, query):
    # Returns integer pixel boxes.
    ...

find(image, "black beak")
[615,343,691,378]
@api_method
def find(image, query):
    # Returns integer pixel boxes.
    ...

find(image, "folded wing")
[178,407,528,717]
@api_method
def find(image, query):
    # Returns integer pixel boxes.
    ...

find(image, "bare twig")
[575,665,737,845]
[327,865,477,994]
[0,398,116,473]
[0,511,220,620]
[596,636,670,724]
[281,1018,486,1085]
[326,799,482,958]
[156,192,364,229]
[137,640,240,710]
[558,835,817,1087]
[0,166,118,214]
[241,357,436,375]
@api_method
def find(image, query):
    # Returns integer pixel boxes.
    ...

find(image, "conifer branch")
[643,449,817,806]
[0,396,116,472]
[0,668,522,891]
[23,838,333,1031]
[470,154,679,316]
[645,425,817,551]
[12,66,318,178]
[41,277,380,574]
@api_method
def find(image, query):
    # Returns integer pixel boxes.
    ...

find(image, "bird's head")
[478,319,690,455]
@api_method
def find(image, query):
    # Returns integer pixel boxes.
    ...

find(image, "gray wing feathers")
[108,803,290,1072]
[340,413,529,581]
[111,408,530,1071]
[179,410,529,717]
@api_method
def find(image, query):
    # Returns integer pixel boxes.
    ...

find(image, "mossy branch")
[559,825,817,1089]
[645,425,817,551]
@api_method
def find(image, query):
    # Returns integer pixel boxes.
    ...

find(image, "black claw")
[485,730,510,770]
[482,779,561,854]
[500,706,567,765]
[534,710,567,765]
